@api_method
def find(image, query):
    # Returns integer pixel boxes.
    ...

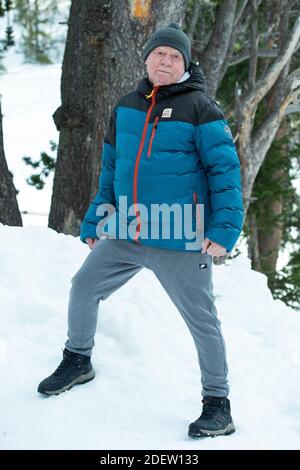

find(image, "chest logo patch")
[162,108,173,118]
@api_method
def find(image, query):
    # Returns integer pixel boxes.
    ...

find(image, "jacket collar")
[177,70,191,83]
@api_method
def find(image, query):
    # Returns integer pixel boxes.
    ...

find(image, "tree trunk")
[49,0,186,236]
[257,124,287,274]
[258,198,283,273]
[248,210,262,271]
[0,99,22,227]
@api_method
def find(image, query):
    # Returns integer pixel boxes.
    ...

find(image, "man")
[38,23,244,439]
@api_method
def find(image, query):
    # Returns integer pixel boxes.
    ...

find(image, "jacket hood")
[137,61,206,98]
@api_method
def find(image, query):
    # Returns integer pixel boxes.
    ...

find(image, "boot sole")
[38,368,95,396]
[188,421,235,439]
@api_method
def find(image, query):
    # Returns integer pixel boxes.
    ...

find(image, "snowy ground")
[0,224,300,450]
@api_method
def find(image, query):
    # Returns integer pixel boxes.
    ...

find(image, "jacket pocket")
[147,116,159,158]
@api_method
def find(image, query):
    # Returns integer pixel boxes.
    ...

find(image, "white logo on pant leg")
[199,263,207,269]
[162,108,172,118]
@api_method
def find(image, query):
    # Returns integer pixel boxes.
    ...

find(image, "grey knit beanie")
[143,22,191,71]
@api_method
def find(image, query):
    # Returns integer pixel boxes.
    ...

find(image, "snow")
[1,58,60,227]
[0,224,300,450]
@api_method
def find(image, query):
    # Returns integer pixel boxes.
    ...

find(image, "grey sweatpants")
[65,238,229,397]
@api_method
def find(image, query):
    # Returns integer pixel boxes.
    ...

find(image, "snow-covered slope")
[0,224,299,450]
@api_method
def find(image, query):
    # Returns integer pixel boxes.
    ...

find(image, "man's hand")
[86,237,98,250]
[201,238,226,257]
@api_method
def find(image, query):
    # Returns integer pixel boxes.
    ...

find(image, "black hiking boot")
[188,396,235,438]
[38,348,95,396]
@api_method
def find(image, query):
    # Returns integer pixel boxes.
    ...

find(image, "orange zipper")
[147,116,159,158]
[133,86,159,242]
[193,191,201,231]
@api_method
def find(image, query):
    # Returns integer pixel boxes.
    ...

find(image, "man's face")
[145,46,185,86]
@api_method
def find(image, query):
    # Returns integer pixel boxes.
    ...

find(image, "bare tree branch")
[252,0,294,127]
[253,93,292,166]
[188,0,201,41]
[248,0,259,87]
[200,0,237,97]
[234,0,249,26]
[241,16,300,112]
[217,0,255,89]
[229,48,278,66]
[240,1,299,213]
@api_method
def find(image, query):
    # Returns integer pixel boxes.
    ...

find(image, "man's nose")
[161,55,172,66]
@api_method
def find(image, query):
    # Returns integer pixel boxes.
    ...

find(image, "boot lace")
[53,352,78,376]
[200,398,223,420]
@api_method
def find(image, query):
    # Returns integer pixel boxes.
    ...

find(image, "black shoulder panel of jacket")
[115,61,226,127]
[117,88,226,127]
[118,90,150,114]
[193,92,226,125]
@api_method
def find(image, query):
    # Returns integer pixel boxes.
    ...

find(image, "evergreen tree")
[23,140,56,190]
[14,0,60,64]
[0,0,15,71]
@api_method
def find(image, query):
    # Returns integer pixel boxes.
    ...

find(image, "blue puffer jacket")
[80,62,244,252]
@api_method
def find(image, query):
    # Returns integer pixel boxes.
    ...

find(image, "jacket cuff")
[205,226,241,252]
[80,220,98,244]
